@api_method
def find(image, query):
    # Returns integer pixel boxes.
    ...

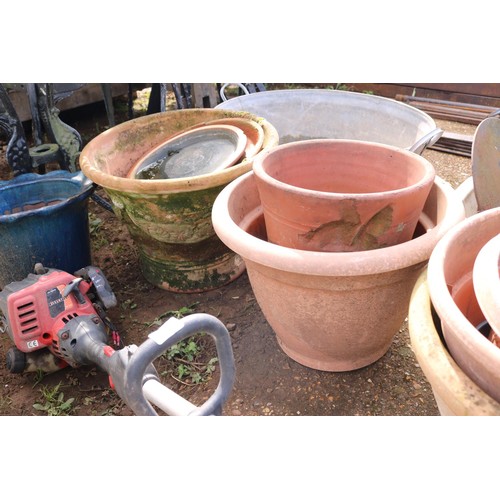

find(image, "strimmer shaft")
[58,314,235,416]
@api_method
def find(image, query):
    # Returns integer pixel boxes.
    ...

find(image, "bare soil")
[0,86,476,416]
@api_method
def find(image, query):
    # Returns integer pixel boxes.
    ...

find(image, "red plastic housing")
[5,270,96,353]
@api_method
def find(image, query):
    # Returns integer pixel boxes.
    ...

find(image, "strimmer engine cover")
[0,268,98,359]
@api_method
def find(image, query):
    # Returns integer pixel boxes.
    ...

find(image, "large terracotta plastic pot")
[252,139,435,252]
[80,109,278,292]
[408,269,500,416]
[427,208,500,403]
[216,89,442,154]
[211,171,464,371]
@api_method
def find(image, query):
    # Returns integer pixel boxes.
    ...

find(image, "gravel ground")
[423,119,476,189]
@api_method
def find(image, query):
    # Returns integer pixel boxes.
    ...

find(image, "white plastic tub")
[216,89,442,154]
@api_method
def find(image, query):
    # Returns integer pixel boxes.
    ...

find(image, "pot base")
[246,257,424,372]
[138,248,245,293]
[276,336,393,372]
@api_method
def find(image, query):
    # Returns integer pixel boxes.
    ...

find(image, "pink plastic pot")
[472,233,500,347]
[252,140,435,252]
[212,171,464,371]
[427,208,500,403]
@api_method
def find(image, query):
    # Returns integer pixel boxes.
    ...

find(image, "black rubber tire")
[6,347,26,373]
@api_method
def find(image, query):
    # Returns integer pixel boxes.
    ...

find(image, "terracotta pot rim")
[194,117,265,160]
[211,171,464,277]
[427,208,500,364]
[79,109,279,194]
[409,269,500,415]
[252,139,436,199]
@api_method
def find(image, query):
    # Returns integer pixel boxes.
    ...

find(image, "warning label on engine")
[46,286,70,318]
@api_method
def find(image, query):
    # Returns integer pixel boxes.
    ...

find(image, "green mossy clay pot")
[80,109,279,292]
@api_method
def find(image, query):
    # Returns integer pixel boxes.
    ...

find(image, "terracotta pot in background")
[80,109,278,292]
[409,269,500,416]
[252,140,435,252]
[211,171,464,371]
[427,207,500,403]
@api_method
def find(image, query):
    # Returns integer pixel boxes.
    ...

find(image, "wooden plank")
[402,83,500,98]
[395,94,498,125]
[429,131,473,157]
[397,95,498,112]
[191,83,219,108]
[343,83,500,109]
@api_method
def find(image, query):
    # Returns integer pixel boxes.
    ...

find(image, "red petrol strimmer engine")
[0,264,236,415]
[0,263,119,374]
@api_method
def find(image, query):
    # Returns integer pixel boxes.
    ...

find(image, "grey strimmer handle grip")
[123,313,235,416]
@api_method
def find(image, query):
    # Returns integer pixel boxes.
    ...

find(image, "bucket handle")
[409,128,443,155]
[71,170,94,189]
[219,83,250,102]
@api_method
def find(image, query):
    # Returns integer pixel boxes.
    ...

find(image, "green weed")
[88,213,108,249]
[162,334,218,385]
[33,382,75,416]
[112,243,126,255]
[121,298,138,311]
[32,369,46,388]
[148,302,219,385]
[146,302,199,327]
[0,395,12,415]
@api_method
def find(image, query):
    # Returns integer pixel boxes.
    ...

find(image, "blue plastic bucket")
[0,170,94,289]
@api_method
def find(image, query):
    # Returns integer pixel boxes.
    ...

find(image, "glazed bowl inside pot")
[252,139,436,252]
[127,124,248,180]
[427,207,500,403]
[212,171,464,371]
[164,117,265,162]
